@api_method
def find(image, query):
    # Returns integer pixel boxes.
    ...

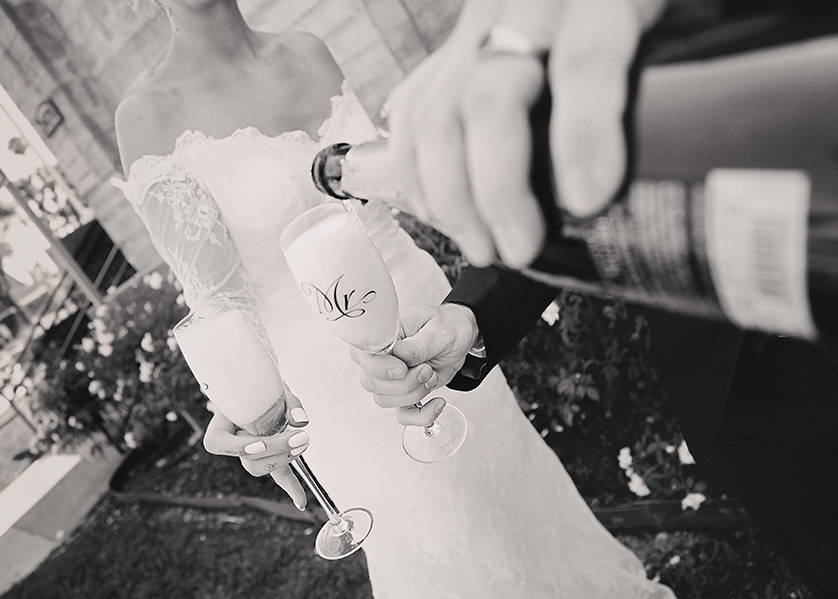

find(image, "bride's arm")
[114,104,311,507]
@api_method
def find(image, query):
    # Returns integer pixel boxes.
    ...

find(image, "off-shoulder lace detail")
[111,151,245,311]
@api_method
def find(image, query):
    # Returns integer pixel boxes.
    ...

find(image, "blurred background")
[0,2,817,598]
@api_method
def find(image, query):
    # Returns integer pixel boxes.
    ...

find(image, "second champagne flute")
[280,203,467,463]
[173,296,373,560]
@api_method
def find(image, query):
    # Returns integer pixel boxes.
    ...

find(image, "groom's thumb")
[393,334,437,368]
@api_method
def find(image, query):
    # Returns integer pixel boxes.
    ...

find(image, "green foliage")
[28,269,206,454]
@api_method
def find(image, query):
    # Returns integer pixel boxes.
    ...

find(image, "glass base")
[402,404,468,464]
[315,507,374,560]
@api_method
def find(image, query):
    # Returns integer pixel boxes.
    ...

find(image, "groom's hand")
[349,303,480,426]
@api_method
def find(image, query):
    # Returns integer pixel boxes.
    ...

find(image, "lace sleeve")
[113,157,250,310]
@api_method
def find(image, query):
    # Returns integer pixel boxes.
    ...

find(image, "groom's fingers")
[349,347,408,380]
[361,363,439,399]
[396,397,447,427]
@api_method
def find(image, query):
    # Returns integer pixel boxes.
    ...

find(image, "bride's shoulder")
[260,31,341,77]
[115,86,180,177]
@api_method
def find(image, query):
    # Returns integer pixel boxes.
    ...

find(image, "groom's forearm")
[444,265,559,391]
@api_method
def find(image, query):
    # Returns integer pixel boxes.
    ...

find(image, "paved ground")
[0,443,123,595]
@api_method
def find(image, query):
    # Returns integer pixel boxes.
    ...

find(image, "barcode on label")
[704,169,816,338]
[752,212,790,299]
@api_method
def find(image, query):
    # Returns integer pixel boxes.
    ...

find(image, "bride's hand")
[349,303,480,426]
[203,394,311,510]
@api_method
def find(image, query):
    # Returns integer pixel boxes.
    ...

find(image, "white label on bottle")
[704,169,816,338]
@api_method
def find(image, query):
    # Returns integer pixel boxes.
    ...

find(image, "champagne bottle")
[311,9,838,340]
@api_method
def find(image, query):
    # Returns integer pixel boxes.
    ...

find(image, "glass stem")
[292,455,346,530]
[413,402,441,436]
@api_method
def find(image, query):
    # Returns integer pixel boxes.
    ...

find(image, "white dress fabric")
[114,83,675,599]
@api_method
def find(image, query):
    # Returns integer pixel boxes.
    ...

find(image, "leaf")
[586,387,600,401]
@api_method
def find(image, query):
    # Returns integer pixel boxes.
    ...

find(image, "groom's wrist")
[443,302,486,359]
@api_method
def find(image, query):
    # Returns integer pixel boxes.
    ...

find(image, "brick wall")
[0,0,462,271]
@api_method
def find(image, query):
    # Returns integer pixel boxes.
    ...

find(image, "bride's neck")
[165,2,258,69]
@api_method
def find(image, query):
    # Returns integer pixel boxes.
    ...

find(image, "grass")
[2,215,815,599]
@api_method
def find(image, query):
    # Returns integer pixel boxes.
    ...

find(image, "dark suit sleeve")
[443,265,559,391]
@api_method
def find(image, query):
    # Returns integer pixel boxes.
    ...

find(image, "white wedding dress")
[115,83,675,599]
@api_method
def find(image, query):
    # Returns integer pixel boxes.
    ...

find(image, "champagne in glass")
[173,297,373,559]
[280,203,468,463]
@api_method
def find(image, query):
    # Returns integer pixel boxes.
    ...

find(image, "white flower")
[88,380,103,395]
[618,447,633,470]
[75,361,85,372]
[98,344,113,358]
[94,304,109,318]
[677,440,696,465]
[540,300,560,326]
[138,360,154,383]
[166,335,178,352]
[140,332,154,352]
[68,416,78,428]
[665,444,676,454]
[681,492,707,511]
[10,364,24,386]
[667,555,682,566]
[628,472,651,497]
[91,317,107,333]
[123,432,138,449]
[145,271,164,290]
[97,331,116,346]
[80,337,95,353]
[165,411,178,422]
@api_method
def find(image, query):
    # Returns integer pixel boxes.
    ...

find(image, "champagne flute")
[173,296,373,560]
[279,203,467,463]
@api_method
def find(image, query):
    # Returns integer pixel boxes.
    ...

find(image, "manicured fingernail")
[294,500,306,511]
[244,441,266,455]
[434,399,446,415]
[289,431,309,448]
[290,407,309,424]
[291,445,307,456]
[424,372,439,391]
[416,365,432,384]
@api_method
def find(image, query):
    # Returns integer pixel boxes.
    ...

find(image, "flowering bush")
[28,269,207,454]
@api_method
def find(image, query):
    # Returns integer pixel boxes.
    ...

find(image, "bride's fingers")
[236,428,310,463]
[204,412,259,457]
[283,388,310,427]
[237,431,310,482]
[396,397,446,427]
[270,465,307,511]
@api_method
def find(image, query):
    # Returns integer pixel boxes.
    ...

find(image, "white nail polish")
[244,441,266,454]
[289,431,309,448]
[290,407,309,423]
[291,445,307,456]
